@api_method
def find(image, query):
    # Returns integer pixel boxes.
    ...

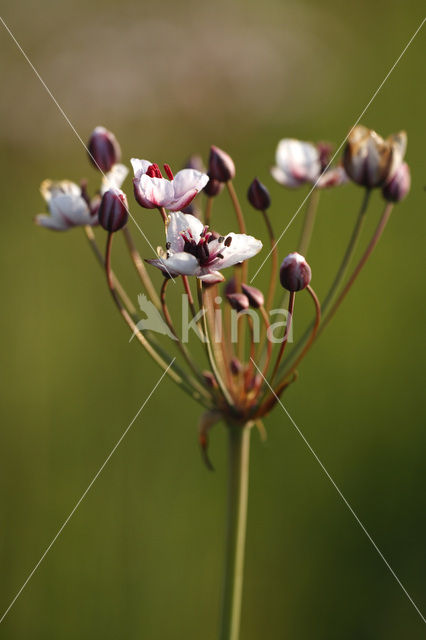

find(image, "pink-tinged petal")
[173,169,209,198]
[35,213,70,231]
[133,178,157,209]
[139,174,174,208]
[214,233,262,270]
[101,164,128,195]
[130,158,152,177]
[198,270,225,284]
[316,166,349,189]
[133,174,175,209]
[270,165,303,188]
[166,212,204,251]
[167,189,199,212]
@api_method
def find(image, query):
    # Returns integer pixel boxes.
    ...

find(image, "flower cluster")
[35,124,410,464]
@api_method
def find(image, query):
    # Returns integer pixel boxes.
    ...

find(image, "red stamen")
[163,163,174,180]
[147,163,163,178]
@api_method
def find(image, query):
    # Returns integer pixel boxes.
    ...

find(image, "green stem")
[320,188,371,314]
[298,188,320,257]
[220,424,251,640]
[275,187,320,325]
[277,188,371,379]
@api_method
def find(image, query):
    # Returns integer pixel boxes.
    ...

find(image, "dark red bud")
[226,293,250,312]
[230,358,243,375]
[88,126,121,173]
[241,283,264,308]
[204,174,224,197]
[247,178,271,210]
[280,252,312,292]
[382,162,411,203]
[98,188,128,232]
[224,277,237,296]
[202,371,218,388]
[208,145,236,182]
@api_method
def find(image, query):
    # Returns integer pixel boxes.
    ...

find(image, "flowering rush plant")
[36,123,410,639]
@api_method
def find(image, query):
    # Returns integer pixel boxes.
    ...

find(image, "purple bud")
[226,293,250,312]
[202,371,217,388]
[230,358,243,375]
[204,174,224,197]
[280,252,312,292]
[208,145,236,182]
[98,188,128,232]
[224,277,237,296]
[247,178,271,210]
[382,162,411,203]
[241,283,264,308]
[88,126,121,173]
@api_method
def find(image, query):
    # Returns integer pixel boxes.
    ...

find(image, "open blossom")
[271,138,347,189]
[131,159,209,211]
[146,212,262,283]
[35,180,97,231]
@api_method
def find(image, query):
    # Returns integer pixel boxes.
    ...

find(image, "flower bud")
[226,293,249,312]
[224,277,237,296]
[343,125,406,189]
[204,174,224,197]
[230,358,243,375]
[208,145,236,182]
[247,178,271,210]
[202,371,218,388]
[382,162,411,203]
[98,188,128,232]
[279,252,311,292]
[88,126,121,173]
[241,283,264,308]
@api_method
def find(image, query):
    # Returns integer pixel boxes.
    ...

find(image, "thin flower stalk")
[261,208,279,312]
[104,232,211,408]
[277,188,371,379]
[122,226,161,309]
[317,201,393,336]
[83,225,136,316]
[297,188,320,257]
[197,280,235,409]
[160,278,211,398]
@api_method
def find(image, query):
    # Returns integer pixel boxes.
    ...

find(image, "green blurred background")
[0,0,425,637]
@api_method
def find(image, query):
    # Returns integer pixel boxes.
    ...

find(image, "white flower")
[131,159,209,211]
[271,138,347,189]
[146,212,262,282]
[35,180,96,231]
[100,163,129,195]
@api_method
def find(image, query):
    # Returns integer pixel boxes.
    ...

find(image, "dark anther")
[224,236,232,247]
[218,236,225,243]
[166,242,171,250]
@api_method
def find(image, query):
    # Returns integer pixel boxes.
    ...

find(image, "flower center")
[179,227,232,266]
